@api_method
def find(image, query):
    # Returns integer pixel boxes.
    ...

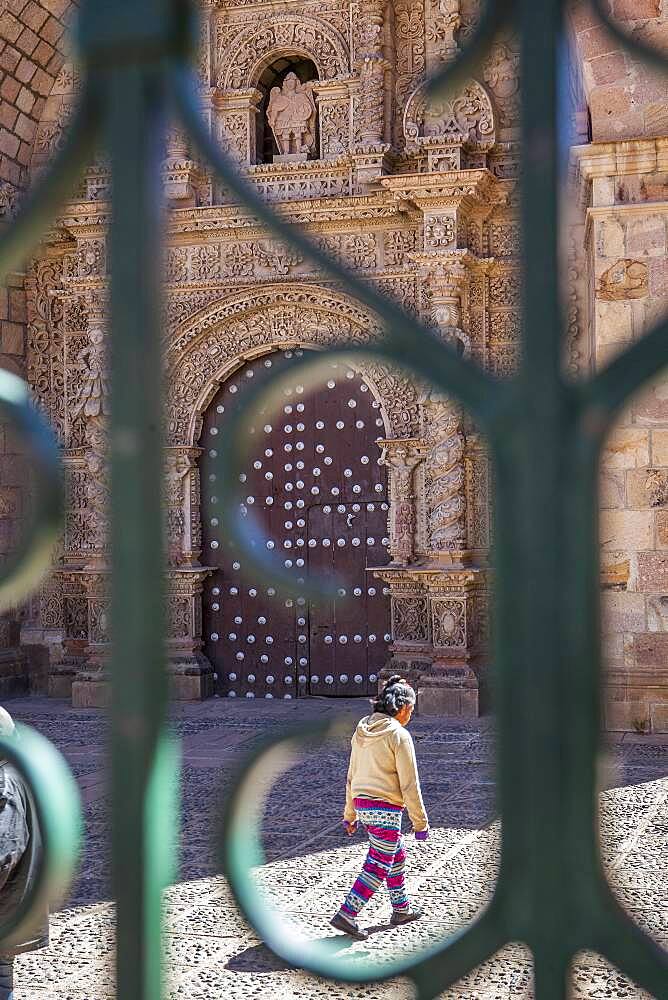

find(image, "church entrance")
[199,348,392,700]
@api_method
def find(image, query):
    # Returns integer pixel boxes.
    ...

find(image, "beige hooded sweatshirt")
[343,712,429,832]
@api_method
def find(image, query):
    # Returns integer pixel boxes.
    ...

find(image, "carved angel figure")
[72,327,110,419]
[267,72,317,156]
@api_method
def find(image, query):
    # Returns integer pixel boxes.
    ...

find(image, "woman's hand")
[414,827,429,841]
[343,819,358,836]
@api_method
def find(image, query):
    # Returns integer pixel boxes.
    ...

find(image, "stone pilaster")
[163,125,197,205]
[165,446,214,699]
[353,0,390,188]
[213,87,263,167]
[377,438,427,565]
[425,0,461,72]
[313,81,351,159]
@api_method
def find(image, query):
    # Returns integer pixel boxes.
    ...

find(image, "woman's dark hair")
[372,674,416,716]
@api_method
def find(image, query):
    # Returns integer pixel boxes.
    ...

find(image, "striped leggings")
[339,797,409,918]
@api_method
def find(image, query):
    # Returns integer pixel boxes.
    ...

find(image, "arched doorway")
[199,348,392,700]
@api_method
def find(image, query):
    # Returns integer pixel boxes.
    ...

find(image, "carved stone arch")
[219,16,350,90]
[164,283,420,447]
[403,77,496,151]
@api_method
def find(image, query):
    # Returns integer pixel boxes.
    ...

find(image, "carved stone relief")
[217,16,349,90]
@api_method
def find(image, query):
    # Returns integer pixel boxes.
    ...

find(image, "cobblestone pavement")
[5,696,668,999]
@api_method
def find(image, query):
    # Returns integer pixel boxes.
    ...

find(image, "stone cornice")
[571,137,668,180]
[55,190,421,240]
[380,169,513,211]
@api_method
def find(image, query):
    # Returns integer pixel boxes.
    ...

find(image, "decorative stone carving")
[165,285,421,445]
[164,447,201,566]
[267,73,317,159]
[432,597,466,647]
[356,4,387,149]
[392,596,430,642]
[314,81,351,158]
[403,79,496,153]
[423,396,467,554]
[430,0,461,62]
[395,0,426,136]
[597,259,648,301]
[378,438,427,565]
[0,182,18,220]
[218,16,349,91]
[482,40,521,129]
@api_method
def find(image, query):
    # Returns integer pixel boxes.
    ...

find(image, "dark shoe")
[390,908,423,926]
[330,911,369,940]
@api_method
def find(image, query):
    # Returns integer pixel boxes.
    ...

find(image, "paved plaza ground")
[5,696,668,999]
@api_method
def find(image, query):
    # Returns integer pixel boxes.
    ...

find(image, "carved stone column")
[164,446,214,699]
[163,125,197,205]
[377,438,427,565]
[213,87,263,167]
[353,1,391,188]
[70,299,111,707]
[426,0,461,70]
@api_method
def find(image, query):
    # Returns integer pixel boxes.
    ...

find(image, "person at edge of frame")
[331,675,429,940]
[0,706,48,1000]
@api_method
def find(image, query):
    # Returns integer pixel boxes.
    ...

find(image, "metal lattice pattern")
[0,0,665,998]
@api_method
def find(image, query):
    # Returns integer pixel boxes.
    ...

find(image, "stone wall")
[0,0,72,208]
[573,138,668,731]
[0,270,30,694]
[570,0,667,141]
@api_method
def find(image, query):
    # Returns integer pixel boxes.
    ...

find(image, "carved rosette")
[378,438,427,565]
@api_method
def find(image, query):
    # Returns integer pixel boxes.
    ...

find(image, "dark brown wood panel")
[199,348,391,699]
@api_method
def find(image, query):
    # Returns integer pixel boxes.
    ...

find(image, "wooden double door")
[199,348,391,699]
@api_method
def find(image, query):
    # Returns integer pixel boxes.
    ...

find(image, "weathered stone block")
[600,509,653,550]
[72,678,110,709]
[650,429,668,466]
[604,697,650,733]
[599,471,625,508]
[595,216,625,258]
[601,428,650,470]
[632,379,668,425]
[656,510,668,548]
[595,300,633,342]
[589,52,626,87]
[646,594,668,631]
[601,592,646,632]
[626,216,666,257]
[650,701,668,733]
[636,552,668,593]
[626,467,668,508]
[649,258,668,298]
[600,550,630,589]
[631,632,668,669]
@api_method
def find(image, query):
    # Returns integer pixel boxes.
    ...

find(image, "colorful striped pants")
[339,797,409,918]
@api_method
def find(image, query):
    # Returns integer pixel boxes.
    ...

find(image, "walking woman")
[331,676,429,940]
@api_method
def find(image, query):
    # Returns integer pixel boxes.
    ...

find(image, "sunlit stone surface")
[8,697,667,999]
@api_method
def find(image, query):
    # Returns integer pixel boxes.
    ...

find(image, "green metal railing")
[0,0,666,997]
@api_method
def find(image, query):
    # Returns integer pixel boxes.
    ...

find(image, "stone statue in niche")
[267,72,317,159]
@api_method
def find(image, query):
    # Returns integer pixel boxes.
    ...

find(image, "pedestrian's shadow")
[226,926,397,973]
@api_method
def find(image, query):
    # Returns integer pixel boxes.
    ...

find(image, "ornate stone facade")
[0,0,664,725]
[14,0,525,714]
